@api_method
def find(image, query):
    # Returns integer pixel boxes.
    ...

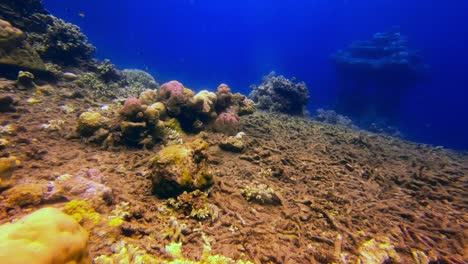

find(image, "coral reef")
[150,140,213,198]
[249,71,310,116]
[0,19,45,75]
[315,108,357,129]
[76,81,254,149]
[0,207,90,264]
[0,0,46,29]
[121,69,159,90]
[331,28,429,123]
[332,28,428,81]
[26,13,96,67]
[1,3,464,263]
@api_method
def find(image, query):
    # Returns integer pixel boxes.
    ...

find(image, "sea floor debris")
[0,80,466,263]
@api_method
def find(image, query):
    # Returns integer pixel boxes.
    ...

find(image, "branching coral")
[241,182,282,205]
[26,13,96,66]
[249,71,309,116]
[167,190,218,221]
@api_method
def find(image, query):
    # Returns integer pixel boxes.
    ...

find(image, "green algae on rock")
[150,140,213,198]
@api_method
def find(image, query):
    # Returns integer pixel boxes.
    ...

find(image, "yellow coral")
[95,240,252,264]
[0,138,9,148]
[165,118,184,134]
[63,200,101,224]
[0,207,90,264]
[357,238,401,264]
[26,97,42,103]
[78,111,103,136]
[4,183,45,207]
[108,202,130,227]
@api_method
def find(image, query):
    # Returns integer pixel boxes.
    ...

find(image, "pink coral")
[120,97,145,120]
[158,81,191,115]
[215,83,233,112]
[216,83,231,94]
[213,111,240,135]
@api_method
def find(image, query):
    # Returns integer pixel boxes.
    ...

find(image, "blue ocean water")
[44,0,468,150]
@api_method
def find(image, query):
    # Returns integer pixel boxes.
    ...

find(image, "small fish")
[78,12,86,18]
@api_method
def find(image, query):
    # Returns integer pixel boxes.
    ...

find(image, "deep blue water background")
[44,0,468,150]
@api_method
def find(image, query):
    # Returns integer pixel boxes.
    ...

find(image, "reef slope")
[0,84,466,263]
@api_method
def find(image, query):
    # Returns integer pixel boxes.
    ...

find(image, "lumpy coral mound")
[0,207,90,264]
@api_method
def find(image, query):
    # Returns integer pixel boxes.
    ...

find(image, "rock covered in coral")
[157,80,193,116]
[96,59,121,83]
[16,70,36,89]
[75,80,254,148]
[150,140,213,198]
[139,89,158,106]
[3,183,46,207]
[0,156,19,189]
[232,93,256,116]
[241,182,281,205]
[315,108,356,129]
[0,19,45,74]
[213,111,240,135]
[26,13,96,67]
[0,0,46,28]
[368,120,403,138]
[0,94,15,112]
[357,238,401,264]
[249,71,310,116]
[45,173,113,207]
[215,83,233,112]
[219,135,245,153]
[332,28,428,81]
[77,111,105,137]
[193,90,217,114]
[167,190,216,220]
[0,207,91,264]
[121,69,159,90]
[119,97,146,121]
